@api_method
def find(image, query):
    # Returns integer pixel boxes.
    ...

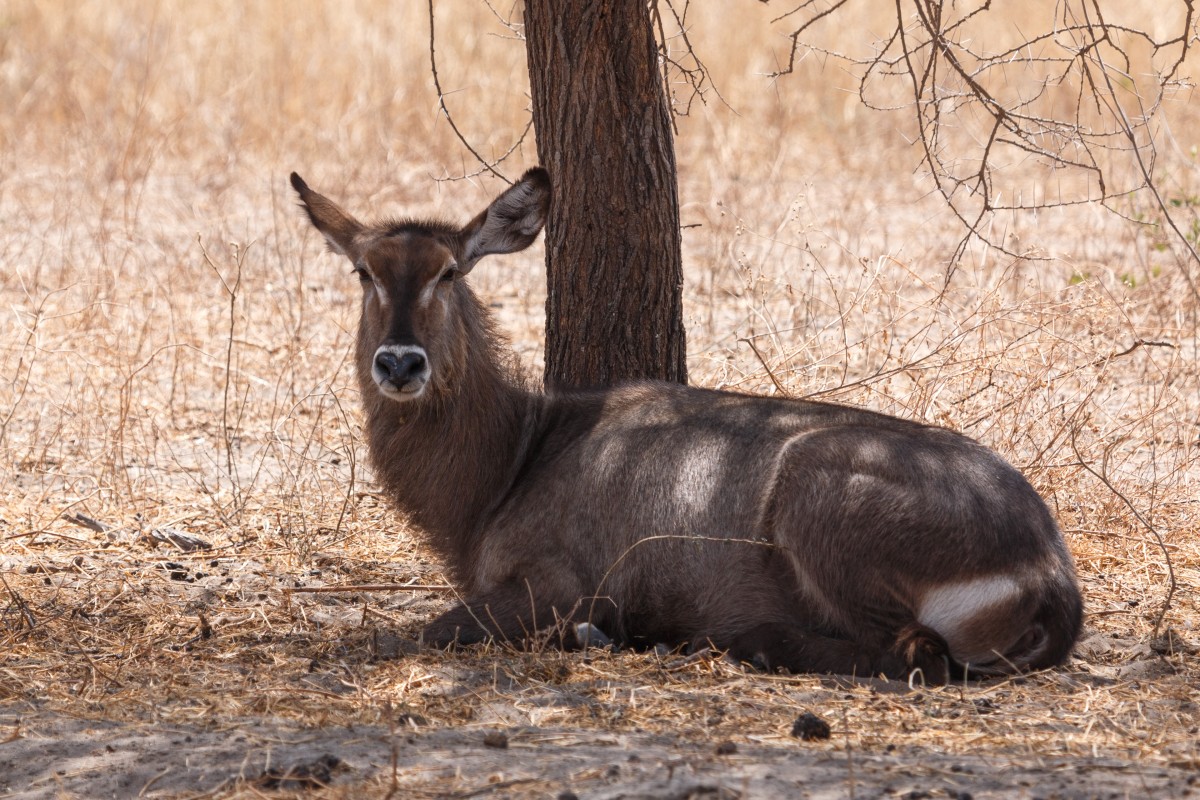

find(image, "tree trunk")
[524,0,687,390]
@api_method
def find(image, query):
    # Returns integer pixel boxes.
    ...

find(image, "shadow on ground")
[3,701,1196,799]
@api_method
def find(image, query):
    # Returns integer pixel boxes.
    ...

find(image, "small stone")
[790,712,831,741]
[715,740,737,755]
[256,754,345,790]
[972,698,996,714]
[483,731,508,749]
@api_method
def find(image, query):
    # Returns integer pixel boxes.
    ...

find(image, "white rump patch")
[918,575,1021,647]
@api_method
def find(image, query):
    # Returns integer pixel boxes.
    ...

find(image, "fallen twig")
[283,583,455,594]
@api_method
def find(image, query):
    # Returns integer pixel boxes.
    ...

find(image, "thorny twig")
[762,0,1200,294]
[428,0,515,184]
[654,0,731,126]
[435,120,533,184]
[1069,427,1177,637]
[740,337,790,396]
[200,237,250,520]
[429,0,722,177]
[1,574,36,633]
[283,583,455,594]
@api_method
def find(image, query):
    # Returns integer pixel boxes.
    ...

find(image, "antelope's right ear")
[290,172,364,260]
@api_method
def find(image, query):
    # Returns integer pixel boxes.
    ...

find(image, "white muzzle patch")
[372,344,430,401]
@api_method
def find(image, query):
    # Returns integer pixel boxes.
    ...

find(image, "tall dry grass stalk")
[1,1,1198,792]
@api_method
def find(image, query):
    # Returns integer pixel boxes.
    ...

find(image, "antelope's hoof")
[573,622,612,649]
[894,623,951,683]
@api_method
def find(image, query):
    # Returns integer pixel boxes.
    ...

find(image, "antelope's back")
[476,380,1074,591]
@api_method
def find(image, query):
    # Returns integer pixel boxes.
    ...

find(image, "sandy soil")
[4,698,1197,799]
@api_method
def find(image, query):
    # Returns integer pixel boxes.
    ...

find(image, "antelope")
[290,168,1082,681]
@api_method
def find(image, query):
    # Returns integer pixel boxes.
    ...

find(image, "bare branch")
[1069,427,1177,637]
[655,0,731,119]
[428,0,512,184]
[767,0,855,78]
[762,0,1200,296]
[433,119,534,184]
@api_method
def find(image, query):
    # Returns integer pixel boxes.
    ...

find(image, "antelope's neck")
[361,355,536,576]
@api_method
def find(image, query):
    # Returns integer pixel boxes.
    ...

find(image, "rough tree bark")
[524,0,687,389]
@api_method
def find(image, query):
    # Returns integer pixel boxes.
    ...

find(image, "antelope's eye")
[352,265,371,282]
[439,267,459,283]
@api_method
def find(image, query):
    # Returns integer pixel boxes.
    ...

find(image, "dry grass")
[1,1,1199,797]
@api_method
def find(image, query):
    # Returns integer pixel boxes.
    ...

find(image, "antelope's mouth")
[376,374,428,400]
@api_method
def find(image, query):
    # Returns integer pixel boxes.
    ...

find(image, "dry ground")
[1,1,1199,798]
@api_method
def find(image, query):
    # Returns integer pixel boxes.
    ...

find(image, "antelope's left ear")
[458,167,550,272]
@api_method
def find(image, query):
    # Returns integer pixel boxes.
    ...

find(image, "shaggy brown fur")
[291,169,1082,680]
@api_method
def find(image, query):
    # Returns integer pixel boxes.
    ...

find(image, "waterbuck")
[290,168,1082,680]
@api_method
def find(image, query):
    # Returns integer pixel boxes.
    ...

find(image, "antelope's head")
[291,169,550,402]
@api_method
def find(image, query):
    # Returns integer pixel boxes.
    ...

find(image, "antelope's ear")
[290,172,364,260]
[457,167,550,272]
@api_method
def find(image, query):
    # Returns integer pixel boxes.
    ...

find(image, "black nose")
[375,350,427,386]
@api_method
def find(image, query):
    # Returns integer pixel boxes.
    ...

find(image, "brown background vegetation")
[1,1,1197,797]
